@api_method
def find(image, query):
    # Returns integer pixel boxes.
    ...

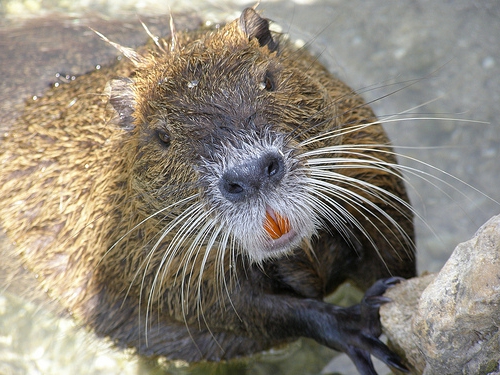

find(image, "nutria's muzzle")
[218,150,285,202]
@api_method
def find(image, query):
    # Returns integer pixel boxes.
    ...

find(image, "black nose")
[219,151,285,202]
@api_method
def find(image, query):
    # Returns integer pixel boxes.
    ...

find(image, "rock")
[380,273,435,373]
[381,214,500,374]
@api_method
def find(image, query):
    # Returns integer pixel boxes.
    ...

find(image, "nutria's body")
[0,8,414,374]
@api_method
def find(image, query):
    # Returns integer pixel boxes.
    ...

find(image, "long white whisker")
[298,187,353,241]
[217,229,240,319]
[306,174,414,262]
[102,194,200,345]
[150,203,208,307]
[142,201,206,343]
[304,144,499,208]
[304,178,383,254]
[298,116,488,148]
[193,223,226,353]
[183,215,220,313]
[99,194,199,267]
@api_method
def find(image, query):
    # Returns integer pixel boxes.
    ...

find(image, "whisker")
[304,144,498,207]
[297,133,499,268]
[285,77,416,143]
[297,115,487,149]
[305,179,384,258]
[141,201,206,342]
[217,230,241,318]
[102,194,202,345]
[185,217,221,313]
[193,223,226,351]
[306,175,412,267]
[298,187,352,240]
[149,203,208,307]
[98,194,199,268]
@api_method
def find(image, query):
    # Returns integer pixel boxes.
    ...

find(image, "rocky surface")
[381,215,500,374]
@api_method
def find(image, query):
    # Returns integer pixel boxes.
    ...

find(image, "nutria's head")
[107,8,347,263]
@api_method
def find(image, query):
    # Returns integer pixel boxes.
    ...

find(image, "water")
[1,0,499,374]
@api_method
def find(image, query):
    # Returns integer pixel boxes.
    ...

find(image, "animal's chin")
[221,203,317,263]
[245,229,306,263]
[263,229,300,253]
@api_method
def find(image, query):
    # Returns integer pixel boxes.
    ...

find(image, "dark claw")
[363,277,404,299]
[385,276,405,286]
[361,277,404,318]
[312,277,409,374]
[349,335,410,374]
[359,277,403,337]
[387,357,410,373]
[346,347,378,375]
[364,295,392,307]
[354,278,408,374]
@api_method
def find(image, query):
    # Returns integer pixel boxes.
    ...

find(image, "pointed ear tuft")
[239,8,278,52]
[106,78,136,130]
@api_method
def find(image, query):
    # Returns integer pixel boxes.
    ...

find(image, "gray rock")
[381,215,500,374]
[380,273,435,373]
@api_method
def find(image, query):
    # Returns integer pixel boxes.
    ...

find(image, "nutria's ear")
[106,78,136,130]
[239,8,278,52]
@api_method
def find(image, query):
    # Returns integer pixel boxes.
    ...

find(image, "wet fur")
[0,8,415,371]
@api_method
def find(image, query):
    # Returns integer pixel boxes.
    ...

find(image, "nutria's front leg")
[232,277,408,375]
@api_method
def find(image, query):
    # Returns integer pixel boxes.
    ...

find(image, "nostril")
[226,182,244,195]
[262,152,284,182]
[266,158,280,177]
[219,151,286,203]
[220,169,249,202]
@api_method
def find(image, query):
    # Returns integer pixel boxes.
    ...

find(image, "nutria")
[0,7,415,374]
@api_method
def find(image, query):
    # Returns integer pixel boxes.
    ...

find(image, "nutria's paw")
[359,277,403,336]
[340,277,408,375]
[304,277,408,374]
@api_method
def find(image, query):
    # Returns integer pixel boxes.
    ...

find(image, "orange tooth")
[264,209,290,239]
[276,212,290,235]
[265,210,281,239]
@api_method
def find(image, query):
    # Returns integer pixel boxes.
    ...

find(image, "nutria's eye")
[259,72,275,91]
[157,130,171,147]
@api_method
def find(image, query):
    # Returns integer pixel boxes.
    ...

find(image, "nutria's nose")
[219,151,285,202]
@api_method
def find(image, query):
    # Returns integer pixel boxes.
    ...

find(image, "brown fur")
[0,8,414,365]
